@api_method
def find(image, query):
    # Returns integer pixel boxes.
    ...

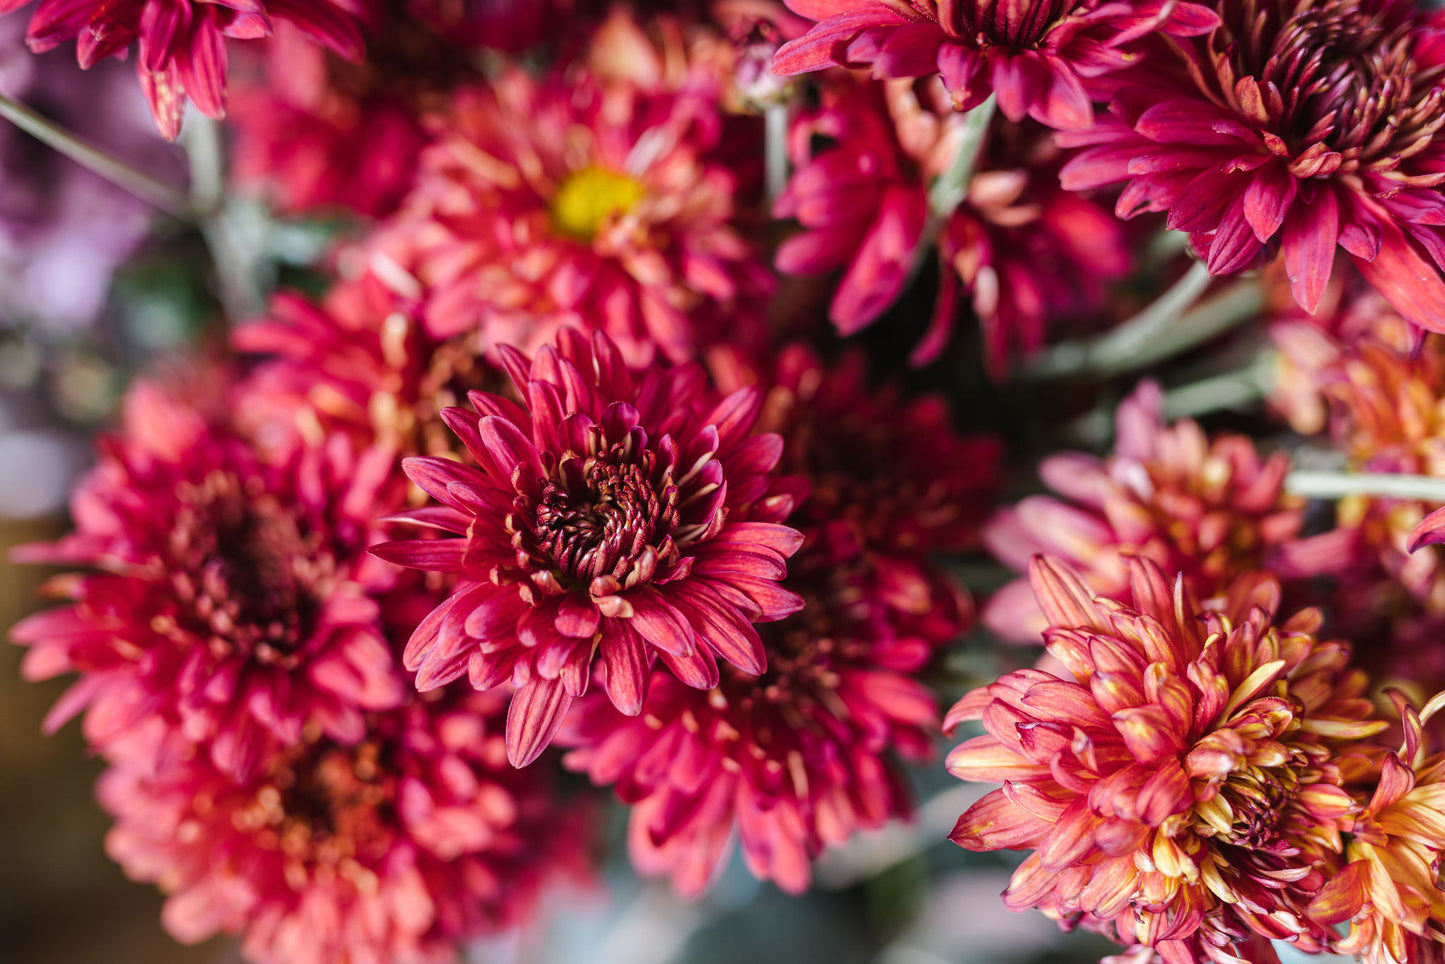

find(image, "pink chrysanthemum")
[983,381,1303,641]
[1,0,368,138]
[100,689,585,964]
[563,556,964,895]
[947,555,1386,964]
[561,343,989,893]
[12,376,410,778]
[771,0,1217,129]
[713,341,1000,565]
[371,329,804,767]
[230,21,458,218]
[366,61,772,367]
[234,271,508,461]
[776,77,1129,367]
[1059,0,1445,329]
[1266,297,1445,690]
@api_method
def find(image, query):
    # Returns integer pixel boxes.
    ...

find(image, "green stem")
[0,91,192,220]
[1025,261,1219,378]
[185,114,266,320]
[928,95,996,218]
[1286,471,1445,503]
[1162,351,1275,421]
[765,104,789,204]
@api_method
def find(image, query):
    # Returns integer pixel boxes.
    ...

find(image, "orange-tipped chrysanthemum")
[946,555,1386,963]
[1309,691,1445,964]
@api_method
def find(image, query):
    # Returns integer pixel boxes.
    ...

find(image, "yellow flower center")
[550,166,645,241]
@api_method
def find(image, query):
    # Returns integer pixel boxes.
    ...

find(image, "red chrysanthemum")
[365,62,772,367]
[775,77,1129,368]
[771,0,1217,129]
[371,329,805,767]
[983,381,1303,641]
[563,555,964,895]
[1,0,368,138]
[947,555,1386,963]
[100,688,586,964]
[1059,0,1445,329]
[12,376,411,778]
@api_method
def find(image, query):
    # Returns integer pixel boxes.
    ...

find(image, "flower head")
[714,341,1000,564]
[100,689,584,964]
[1309,692,1445,964]
[234,271,508,461]
[771,0,1217,129]
[1059,0,1445,328]
[983,381,1303,641]
[12,376,411,778]
[5,0,368,138]
[372,329,804,767]
[563,554,965,895]
[948,555,1386,963]
[561,341,989,893]
[367,62,772,366]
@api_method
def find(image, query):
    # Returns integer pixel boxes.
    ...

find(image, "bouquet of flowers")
[8,0,1445,961]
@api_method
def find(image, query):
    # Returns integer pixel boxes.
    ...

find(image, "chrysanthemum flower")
[12,376,410,778]
[371,329,804,767]
[563,555,966,895]
[3,0,368,138]
[230,22,448,218]
[1267,297,1445,689]
[947,555,1386,963]
[775,77,1128,367]
[1309,692,1445,964]
[713,342,1000,565]
[366,61,772,367]
[234,271,508,461]
[100,689,584,964]
[771,0,1217,129]
[983,381,1303,641]
[1059,0,1445,328]
[560,343,988,893]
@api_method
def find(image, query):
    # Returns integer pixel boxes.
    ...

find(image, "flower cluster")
[12,0,1445,960]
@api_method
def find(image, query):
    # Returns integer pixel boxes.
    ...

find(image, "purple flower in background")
[0,28,180,333]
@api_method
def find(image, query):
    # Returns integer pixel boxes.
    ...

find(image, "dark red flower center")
[533,447,680,584]
[1224,0,1444,170]
[960,0,1076,49]
[167,469,330,666]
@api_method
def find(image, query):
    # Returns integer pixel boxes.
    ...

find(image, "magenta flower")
[12,376,410,778]
[100,689,586,964]
[1,0,368,138]
[982,381,1303,641]
[366,64,772,367]
[563,557,963,895]
[372,329,804,767]
[776,77,1129,367]
[771,0,1217,129]
[1059,0,1445,329]
[561,343,992,894]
